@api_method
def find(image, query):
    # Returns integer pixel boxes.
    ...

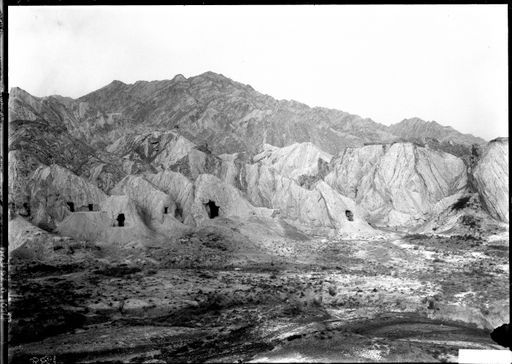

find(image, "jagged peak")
[197,71,227,79]
[110,79,126,86]
[9,87,40,100]
[172,73,187,82]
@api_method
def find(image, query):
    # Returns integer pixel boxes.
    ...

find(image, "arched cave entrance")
[204,200,219,219]
[345,210,354,222]
[67,202,75,212]
[163,206,168,214]
[117,213,126,227]
[88,204,94,211]
[175,204,183,221]
[21,202,31,217]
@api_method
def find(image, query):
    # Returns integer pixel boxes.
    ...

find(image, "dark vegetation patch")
[9,261,85,279]
[9,279,90,345]
[451,196,471,211]
[460,215,481,229]
[297,174,321,189]
[404,234,484,251]
[157,322,273,363]
[93,264,141,277]
[296,158,330,190]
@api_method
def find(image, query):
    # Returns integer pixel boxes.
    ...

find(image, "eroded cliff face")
[252,142,332,182]
[473,138,509,223]
[24,164,108,231]
[7,73,504,240]
[324,143,468,227]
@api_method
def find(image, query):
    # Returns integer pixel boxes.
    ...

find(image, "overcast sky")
[9,5,508,140]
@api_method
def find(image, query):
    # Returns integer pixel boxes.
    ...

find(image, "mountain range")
[7,71,507,240]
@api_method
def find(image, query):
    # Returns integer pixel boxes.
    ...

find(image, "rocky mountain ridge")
[10,72,487,157]
[7,71,507,243]
[389,117,486,146]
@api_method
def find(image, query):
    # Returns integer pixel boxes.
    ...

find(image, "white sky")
[9,5,508,140]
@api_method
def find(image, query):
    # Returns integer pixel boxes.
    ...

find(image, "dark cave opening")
[67,202,75,212]
[21,202,31,217]
[204,200,220,219]
[117,213,126,227]
[88,204,94,211]
[163,206,168,214]
[175,204,183,221]
[345,210,354,222]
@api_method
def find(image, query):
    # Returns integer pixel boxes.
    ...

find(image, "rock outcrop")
[22,164,108,230]
[325,143,468,227]
[57,195,153,243]
[8,72,503,240]
[10,72,402,157]
[107,131,196,173]
[111,175,186,235]
[144,170,197,225]
[252,142,332,182]
[473,138,509,222]
[192,174,275,224]
[389,117,486,146]
[8,216,52,256]
[241,161,371,233]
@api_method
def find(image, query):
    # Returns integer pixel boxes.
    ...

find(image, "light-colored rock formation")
[8,216,51,254]
[111,175,175,222]
[143,170,196,225]
[415,192,506,236]
[57,195,153,243]
[110,175,187,236]
[252,142,332,181]
[325,143,468,227]
[56,211,113,242]
[242,162,372,233]
[8,150,38,211]
[192,174,275,224]
[26,164,108,230]
[473,138,509,223]
[173,148,224,180]
[107,131,196,172]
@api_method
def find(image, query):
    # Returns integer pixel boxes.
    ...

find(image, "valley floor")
[8,224,509,363]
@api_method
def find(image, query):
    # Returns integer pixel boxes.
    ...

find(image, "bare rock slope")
[324,142,468,228]
[473,138,509,223]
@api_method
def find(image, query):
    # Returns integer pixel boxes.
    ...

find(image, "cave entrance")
[175,204,183,221]
[204,200,219,219]
[88,204,94,211]
[21,202,31,217]
[67,202,75,212]
[163,206,168,214]
[345,210,354,222]
[117,213,126,227]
